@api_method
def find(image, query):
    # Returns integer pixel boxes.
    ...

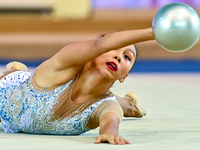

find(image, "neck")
[71,67,114,103]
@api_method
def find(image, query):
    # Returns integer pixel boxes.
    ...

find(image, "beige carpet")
[0,66,200,150]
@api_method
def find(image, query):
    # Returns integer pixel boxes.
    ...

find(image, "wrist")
[146,27,155,40]
[101,130,118,135]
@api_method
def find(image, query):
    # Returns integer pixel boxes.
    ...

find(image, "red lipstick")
[106,62,117,71]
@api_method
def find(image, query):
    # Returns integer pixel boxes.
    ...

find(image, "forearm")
[53,28,154,70]
[96,28,154,52]
[96,112,130,144]
[99,112,120,135]
[99,120,119,135]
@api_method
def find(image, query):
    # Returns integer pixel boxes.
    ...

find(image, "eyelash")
[124,55,131,61]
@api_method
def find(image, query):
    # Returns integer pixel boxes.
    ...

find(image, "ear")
[119,73,129,83]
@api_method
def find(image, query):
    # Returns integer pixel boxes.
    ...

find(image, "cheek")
[93,55,109,66]
[128,63,134,71]
[123,61,133,71]
[118,64,130,77]
[94,55,105,62]
[96,53,109,61]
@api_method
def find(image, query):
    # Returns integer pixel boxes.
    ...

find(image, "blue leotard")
[0,71,118,135]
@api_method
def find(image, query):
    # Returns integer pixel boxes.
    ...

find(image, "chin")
[98,68,115,80]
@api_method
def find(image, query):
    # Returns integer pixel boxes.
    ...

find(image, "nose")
[114,49,123,63]
[114,56,121,63]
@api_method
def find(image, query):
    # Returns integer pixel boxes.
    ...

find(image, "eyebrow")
[128,48,136,57]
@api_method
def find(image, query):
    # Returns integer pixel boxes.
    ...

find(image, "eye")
[124,55,131,61]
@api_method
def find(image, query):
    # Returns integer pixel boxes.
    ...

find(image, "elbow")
[94,37,103,51]
[94,34,110,51]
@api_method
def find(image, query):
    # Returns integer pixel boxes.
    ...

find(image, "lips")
[106,62,117,71]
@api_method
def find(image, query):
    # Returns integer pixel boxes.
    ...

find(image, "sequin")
[0,71,118,135]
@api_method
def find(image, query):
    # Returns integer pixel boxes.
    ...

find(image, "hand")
[94,133,131,145]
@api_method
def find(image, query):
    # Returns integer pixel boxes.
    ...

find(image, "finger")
[114,136,123,145]
[118,137,126,145]
[94,135,108,144]
[94,135,103,144]
[107,136,116,145]
[123,138,131,144]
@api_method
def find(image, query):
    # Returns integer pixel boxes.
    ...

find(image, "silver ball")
[152,3,200,52]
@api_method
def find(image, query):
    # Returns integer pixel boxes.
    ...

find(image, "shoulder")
[86,97,123,129]
[96,92,123,116]
[93,97,123,123]
[34,59,81,87]
[97,100,123,119]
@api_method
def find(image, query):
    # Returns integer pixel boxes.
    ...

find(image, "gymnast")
[0,28,154,145]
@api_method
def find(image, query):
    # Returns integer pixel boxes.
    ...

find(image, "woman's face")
[93,45,136,82]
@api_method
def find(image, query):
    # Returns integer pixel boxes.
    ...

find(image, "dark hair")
[128,44,138,73]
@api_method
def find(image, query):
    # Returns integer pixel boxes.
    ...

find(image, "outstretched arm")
[52,28,154,70]
[95,112,130,145]
[34,28,154,87]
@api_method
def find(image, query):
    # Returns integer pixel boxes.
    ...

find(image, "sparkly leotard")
[0,71,118,135]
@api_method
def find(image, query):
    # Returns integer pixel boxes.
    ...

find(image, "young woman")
[0,28,154,145]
